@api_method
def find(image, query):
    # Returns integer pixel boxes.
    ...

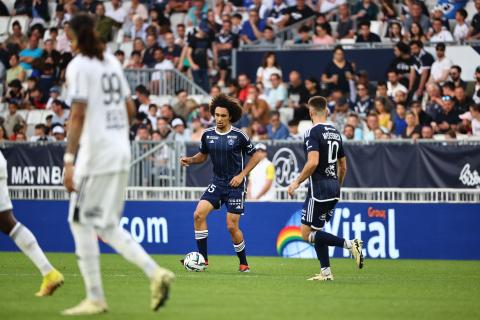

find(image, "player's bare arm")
[288,151,319,197]
[229,150,262,188]
[180,152,208,167]
[125,97,136,125]
[63,101,87,193]
[338,156,347,186]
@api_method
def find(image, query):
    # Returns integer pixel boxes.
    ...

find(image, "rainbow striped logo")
[276,226,303,256]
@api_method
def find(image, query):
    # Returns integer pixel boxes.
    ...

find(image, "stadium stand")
[0,0,480,143]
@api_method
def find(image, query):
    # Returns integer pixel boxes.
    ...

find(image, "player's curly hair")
[70,13,104,60]
[209,93,243,123]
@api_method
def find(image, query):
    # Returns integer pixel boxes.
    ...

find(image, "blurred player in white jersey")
[0,151,64,296]
[61,13,174,316]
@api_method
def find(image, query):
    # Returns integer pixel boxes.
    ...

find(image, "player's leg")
[0,180,63,296]
[93,172,174,311]
[195,185,219,263]
[226,213,249,272]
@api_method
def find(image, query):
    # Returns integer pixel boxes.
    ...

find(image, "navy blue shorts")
[301,193,338,230]
[200,182,245,214]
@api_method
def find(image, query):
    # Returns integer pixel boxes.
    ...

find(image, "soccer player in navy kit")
[288,96,364,281]
[180,94,262,272]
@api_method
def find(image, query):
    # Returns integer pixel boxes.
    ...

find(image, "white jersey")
[0,151,7,179]
[66,52,131,177]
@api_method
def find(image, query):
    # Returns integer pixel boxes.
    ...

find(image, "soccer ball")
[183,252,206,272]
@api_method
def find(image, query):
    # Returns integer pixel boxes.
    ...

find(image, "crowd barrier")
[0,199,478,260]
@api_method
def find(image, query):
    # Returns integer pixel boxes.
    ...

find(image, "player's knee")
[226,222,238,234]
[0,210,16,234]
[193,210,206,223]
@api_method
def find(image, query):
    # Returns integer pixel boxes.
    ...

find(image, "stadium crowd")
[0,0,480,143]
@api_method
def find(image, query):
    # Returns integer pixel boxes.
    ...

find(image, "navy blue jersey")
[304,123,345,182]
[200,126,256,184]
[304,123,345,201]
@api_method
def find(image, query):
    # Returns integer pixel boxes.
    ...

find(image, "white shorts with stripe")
[68,172,128,229]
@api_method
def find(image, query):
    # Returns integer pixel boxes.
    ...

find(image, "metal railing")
[8,186,480,203]
[129,141,186,187]
[124,69,208,96]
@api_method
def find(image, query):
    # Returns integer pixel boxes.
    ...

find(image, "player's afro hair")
[209,93,243,123]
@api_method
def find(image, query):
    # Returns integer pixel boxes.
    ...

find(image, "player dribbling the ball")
[180,94,262,272]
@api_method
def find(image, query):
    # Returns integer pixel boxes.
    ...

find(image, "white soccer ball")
[183,252,206,272]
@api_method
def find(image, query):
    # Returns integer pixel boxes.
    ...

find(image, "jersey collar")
[215,126,232,135]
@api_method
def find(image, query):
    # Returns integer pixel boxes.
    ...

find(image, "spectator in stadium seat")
[374,97,393,132]
[256,52,282,94]
[242,85,269,126]
[313,23,335,45]
[304,77,321,101]
[79,0,100,14]
[420,125,434,139]
[295,25,312,44]
[352,0,379,23]
[160,104,181,125]
[167,0,190,14]
[214,18,239,87]
[410,101,432,127]
[237,74,251,103]
[335,4,355,40]
[127,0,148,21]
[19,35,43,71]
[425,83,443,118]
[393,103,407,136]
[126,50,145,69]
[453,8,469,42]
[454,86,474,114]
[266,0,287,28]
[187,20,212,92]
[355,20,381,43]
[386,22,404,43]
[114,49,126,66]
[231,13,243,35]
[473,67,480,105]
[0,126,8,143]
[401,110,421,139]
[314,14,332,36]
[331,97,349,132]
[404,1,431,34]
[469,104,480,137]
[129,15,148,41]
[6,53,26,84]
[40,39,61,71]
[449,65,466,89]
[5,21,28,51]
[157,117,175,140]
[467,0,480,40]
[186,0,208,27]
[258,26,281,46]
[410,40,433,99]
[147,104,158,130]
[52,4,68,29]
[135,124,151,141]
[95,3,122,43]
[30,123,53,142]
[431,95,460,134]
[429,18,454,43]
[407,21,428,43]
[343,124,355,140]
[345,113,363,140]
[379,0,397,20]
[106,0,127,24]
[266,110,289,140]
[266,73,287,110]
[288,70,309,121]
[171,118,190,142]
[163,32,182,68]
[152,47,174,71]
[190,117,204,141]
[51,99,69,126]
[4,101,24,137]
[142,34,160,68]
[135,85,151,114]
[322,46,354,96]
[387,69,407,100]
[56,22,72,54]
[429,42,452,85]
[363,112,380,141]
[352,83,374,119]
[281,0,316,27]
[389,42,418,94]
[287,119,302,140]
[240,9,266,44]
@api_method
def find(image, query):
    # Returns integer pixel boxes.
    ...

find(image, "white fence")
[8,186,480,203]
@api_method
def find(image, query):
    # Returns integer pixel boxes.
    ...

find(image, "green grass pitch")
[0,252,479,320]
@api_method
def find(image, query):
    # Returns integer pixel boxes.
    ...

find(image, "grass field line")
[0,272,261,279]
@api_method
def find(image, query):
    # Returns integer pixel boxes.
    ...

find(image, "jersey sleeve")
[266,163,275,180]
[338,137,345,159]
[240,132,256,156]
[304,128,320,153]
[66,60,89,103]
[199,132,208,154]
